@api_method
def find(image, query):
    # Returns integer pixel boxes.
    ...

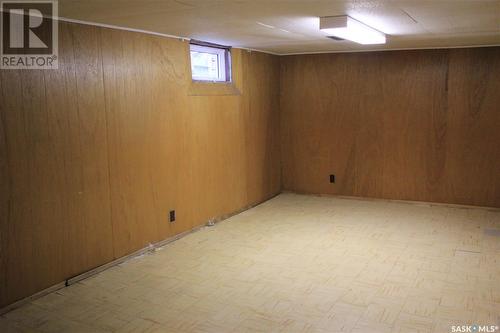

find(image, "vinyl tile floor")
[1,193,499,333]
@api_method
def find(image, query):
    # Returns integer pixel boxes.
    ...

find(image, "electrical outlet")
[330,174,335,183]
[169,210,176,223]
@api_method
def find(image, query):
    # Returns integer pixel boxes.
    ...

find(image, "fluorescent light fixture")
[320,15,386,45]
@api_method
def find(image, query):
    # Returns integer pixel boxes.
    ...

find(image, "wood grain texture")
[280,47,500,208]
[0,21,281,308]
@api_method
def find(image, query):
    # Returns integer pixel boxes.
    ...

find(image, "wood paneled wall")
[280,47,500,208]
[0,21,281,308]
[1,21,498,308]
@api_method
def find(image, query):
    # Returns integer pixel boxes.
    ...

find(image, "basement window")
[190,41,231,82]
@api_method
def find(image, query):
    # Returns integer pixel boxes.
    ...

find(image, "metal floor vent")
[484,228,500,237]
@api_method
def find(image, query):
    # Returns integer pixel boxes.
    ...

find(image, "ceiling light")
[320,15,386,45]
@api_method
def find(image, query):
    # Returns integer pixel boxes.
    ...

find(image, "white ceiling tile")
[58,0,500,54]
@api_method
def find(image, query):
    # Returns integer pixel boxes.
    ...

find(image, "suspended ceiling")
[58,0,500,55]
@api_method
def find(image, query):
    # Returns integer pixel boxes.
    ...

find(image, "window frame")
[189,42,231,83]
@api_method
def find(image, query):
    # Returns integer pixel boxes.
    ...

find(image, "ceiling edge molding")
[58,16,281,56]
[270,44,500,56]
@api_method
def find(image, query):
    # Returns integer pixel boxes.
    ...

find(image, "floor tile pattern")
[1,194,499,332]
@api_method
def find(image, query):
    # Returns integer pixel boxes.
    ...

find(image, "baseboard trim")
[0,230,200,316]
[0,193,279,316]
[0,282,67,316]
[282,190,500,211]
